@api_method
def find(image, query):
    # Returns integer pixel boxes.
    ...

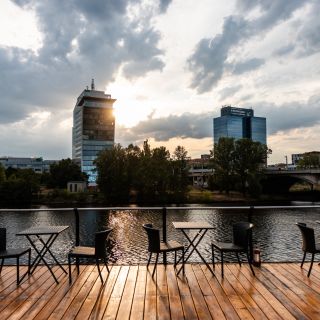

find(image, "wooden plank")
[60,266,109,319]
[258,264,311,320]
[130,265,147,320]
[192,264,226,320]
[176,267,198,320]
[184,264,212,319]
[25,265,92,320]
[237,264,296,320]
[227,264,283,320]
[156,264,170,320]
[116,266,138,320]
[166,265,184,320]
[102,265,130,320]
[6,267,65,320]
[75,266,116,320]
[88,266,121,320]
[204,264,251,320]
[144,264,157,320]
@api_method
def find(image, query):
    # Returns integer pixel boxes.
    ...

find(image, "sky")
[0,0,319,164]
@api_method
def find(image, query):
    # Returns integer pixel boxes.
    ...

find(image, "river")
[1,203,320,264]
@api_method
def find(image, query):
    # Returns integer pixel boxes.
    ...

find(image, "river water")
[1,203,320,264]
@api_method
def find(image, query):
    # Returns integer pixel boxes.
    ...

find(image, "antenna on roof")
[91,79,95,90]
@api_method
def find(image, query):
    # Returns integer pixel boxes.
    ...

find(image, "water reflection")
[0,206,319,264]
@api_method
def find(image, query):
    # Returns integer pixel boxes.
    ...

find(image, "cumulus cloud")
[232,58,265,75]
[187,0,306,93]
[219,85,242,100]
[117,94,320,145]
[0,0,166,124]
[117,112,215,144]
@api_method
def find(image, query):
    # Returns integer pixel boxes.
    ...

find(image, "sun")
[107,81,152,127]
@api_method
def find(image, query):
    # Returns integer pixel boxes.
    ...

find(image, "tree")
[297,153,320,169]
[48,159,86,188]
[210,137,235,194]
[0,164,5,183]
[210,137,271,196]
[170,146,189,199]
[233,138,271,195]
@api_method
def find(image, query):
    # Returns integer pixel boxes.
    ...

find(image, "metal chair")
[143,224,184,276]
[296,222,320,277]
[212,222,255,277]
[0,228,31,285]
[68,228,113,283]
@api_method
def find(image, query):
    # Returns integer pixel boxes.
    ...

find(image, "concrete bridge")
[262,168,320,193]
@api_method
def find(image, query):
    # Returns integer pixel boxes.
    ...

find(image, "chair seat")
[0,248,30,258]
[160,240,184,252]
[69,246,95,257]
[212,241,244,252]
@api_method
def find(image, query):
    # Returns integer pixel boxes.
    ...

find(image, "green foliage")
[0,164,5,183]
[0,168,41,204]
[48,158,86,188]
[297,153,320,169]
[95,141,190,203]
[211,137,271,196]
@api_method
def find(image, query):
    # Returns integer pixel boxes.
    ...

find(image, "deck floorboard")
[1,263,320,319]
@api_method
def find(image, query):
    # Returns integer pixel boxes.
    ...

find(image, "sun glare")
[108,81,152,127]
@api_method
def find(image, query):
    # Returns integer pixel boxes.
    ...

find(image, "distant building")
[67,181,87,193]
[72,80,116,186]
[188,155,213,188]
[0,157,57,173]
[213,106,266,145]
[292,151,320,166]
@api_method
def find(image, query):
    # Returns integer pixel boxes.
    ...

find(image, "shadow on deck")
[1,262,320,319]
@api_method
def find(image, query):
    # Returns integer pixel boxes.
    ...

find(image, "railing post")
[249,206,254,262]
[162,207,167,265]
[74,208,80,246]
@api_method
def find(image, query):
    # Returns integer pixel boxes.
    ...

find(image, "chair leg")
[236,253,242,266]
[0,258,4,274]
[76,257,80,274]
[147,252,152,266]
[16,257,20,285]
[221,251,224,278]
[246,251,255,276]
[68,255,72,284]
[152,253,159,277]
[174,251,177,266]
[308,253,314,277]
[212,245,215,268]
[301,252,306,268]
[96,259,103,283]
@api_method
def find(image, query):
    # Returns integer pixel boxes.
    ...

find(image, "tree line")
[95,141,189,203]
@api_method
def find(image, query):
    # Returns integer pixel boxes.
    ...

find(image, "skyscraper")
[213,106,266,145]
[72,80,116,185]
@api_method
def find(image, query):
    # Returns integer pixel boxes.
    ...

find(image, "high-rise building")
[72,80,116,185]
[213,106,266,145]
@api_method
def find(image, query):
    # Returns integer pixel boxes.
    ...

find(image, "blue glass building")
[213,106,266,145]
[72,81,116,186]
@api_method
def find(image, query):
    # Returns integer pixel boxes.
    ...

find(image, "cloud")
[232,58,265,75]
[273,44,295,57]
[117,112,215,144]
[159,0,172,13]
[187,0,306,93]
[117,94,320,145]
[219,85,242,100]
[0,0,166,124]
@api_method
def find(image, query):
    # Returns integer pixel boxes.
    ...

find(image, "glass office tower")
[72,81,116,186]
[213,106,266,145]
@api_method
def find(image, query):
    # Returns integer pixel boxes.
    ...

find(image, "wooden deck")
[1,262,320,319]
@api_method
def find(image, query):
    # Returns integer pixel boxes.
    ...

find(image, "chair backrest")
[296,223,315,252]
[233,222,254,248]
[94,228,113,258]
[143,224,160,253]
[0,228,6,252]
